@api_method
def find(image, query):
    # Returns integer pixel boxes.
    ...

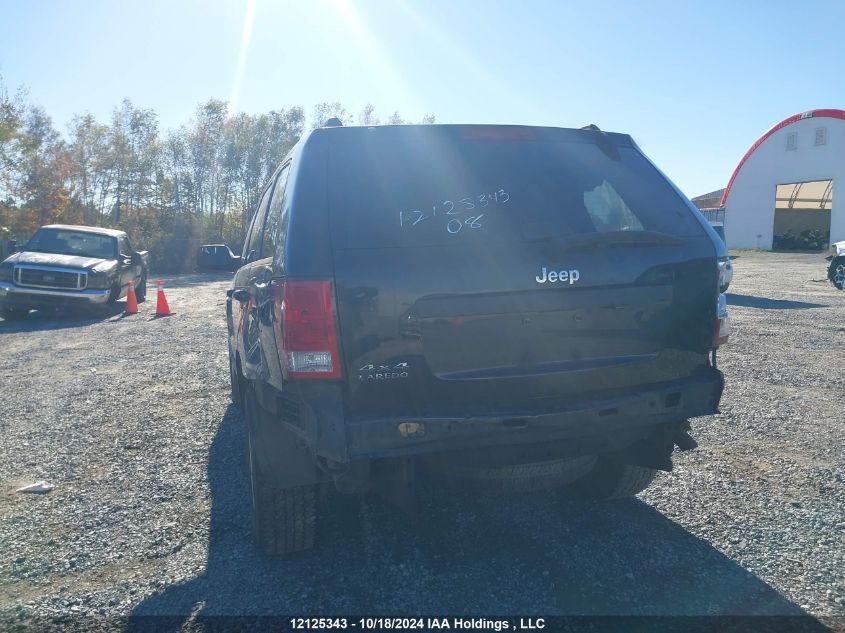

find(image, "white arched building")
[722,109,844,250]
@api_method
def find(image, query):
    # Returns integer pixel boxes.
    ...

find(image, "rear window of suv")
[327,127,704,249]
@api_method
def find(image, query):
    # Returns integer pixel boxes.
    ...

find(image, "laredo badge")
[358,362,410,381]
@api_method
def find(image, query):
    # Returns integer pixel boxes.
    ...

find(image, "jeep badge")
[535,267,580,284]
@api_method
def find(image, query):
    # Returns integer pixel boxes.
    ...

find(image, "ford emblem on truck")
[535,267,580,284]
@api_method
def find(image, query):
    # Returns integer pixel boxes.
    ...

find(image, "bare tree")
[311,101,348,129]
[358,103,379,126]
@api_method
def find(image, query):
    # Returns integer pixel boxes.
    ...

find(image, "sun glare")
[229,0,258,113]
[331,0,417,116]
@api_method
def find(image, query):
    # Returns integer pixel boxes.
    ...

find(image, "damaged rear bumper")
[343,368,724,460]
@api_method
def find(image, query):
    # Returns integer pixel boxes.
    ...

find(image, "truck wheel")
[572,458,657,500]
[244,383,317,555]
[830,258,845,290]
[0,307,28,320]
[107,282,121,304]
[136,274,147,303]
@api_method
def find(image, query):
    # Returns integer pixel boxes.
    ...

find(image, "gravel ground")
[0,254,843,630]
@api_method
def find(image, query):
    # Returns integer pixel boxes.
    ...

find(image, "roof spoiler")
[580,124,619,160]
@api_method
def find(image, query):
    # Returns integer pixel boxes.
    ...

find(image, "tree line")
[0,78,434,272]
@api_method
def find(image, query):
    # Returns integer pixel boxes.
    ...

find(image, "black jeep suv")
[208,123,730,555]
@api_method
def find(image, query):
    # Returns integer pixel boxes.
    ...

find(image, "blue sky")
[1,0,843,196]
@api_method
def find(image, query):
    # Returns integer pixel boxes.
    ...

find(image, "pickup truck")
[0,224,149,319]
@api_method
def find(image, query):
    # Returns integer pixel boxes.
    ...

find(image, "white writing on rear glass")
[399,188,510,235]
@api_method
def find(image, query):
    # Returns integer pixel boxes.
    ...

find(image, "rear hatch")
[327,126,716,419]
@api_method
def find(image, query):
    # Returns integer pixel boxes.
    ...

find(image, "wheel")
[571,457,657,500]
[135,274,147,303]
[830,257,845,290]
[244,382,317,555]
[107,282,121,304]
[0,307,28,320]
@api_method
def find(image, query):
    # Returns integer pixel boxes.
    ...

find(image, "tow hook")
[673,423,698,452]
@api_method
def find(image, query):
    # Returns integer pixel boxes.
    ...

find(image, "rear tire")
[0,307,28,320]
[244,383,317,555]
[136,274,147,303]
[107,282,120,305]
[250,466,317,556]
[572,458,657,500]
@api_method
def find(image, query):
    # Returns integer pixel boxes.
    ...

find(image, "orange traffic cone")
[124,280,138,314]
[154,280,173,317]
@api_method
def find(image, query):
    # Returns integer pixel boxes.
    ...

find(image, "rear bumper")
[0,282,111,308]
[342,369,724,460]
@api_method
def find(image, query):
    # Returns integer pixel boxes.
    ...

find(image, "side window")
[118,236,131,256]
[261,163,291,260]
[242,186,273,263]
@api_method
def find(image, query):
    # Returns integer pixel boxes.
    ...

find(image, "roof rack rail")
[323,117,344,128]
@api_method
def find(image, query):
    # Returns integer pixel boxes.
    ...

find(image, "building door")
[772,179,833,250]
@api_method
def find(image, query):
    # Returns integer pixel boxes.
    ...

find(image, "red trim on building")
[720,109,845,207]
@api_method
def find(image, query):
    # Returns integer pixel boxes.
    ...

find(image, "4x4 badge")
[359,362,408,371]
[358,362,410,381]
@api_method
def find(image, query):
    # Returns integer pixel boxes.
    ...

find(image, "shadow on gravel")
[128,406,828,630]
[727,293,827,310]
[0,303,127,332]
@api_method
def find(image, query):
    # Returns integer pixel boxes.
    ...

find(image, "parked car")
[827,240,845,290]
[203,123,730,555]
[0,238,18,262]
[0,224,149,319]
[197,244,241,272]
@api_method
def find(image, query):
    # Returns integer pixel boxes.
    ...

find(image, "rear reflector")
[460,126,536,141]
[273,279,343,380]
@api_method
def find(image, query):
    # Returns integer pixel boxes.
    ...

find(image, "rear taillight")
[273,279,343,380]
